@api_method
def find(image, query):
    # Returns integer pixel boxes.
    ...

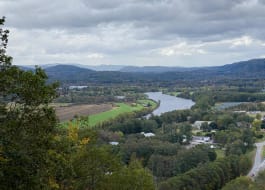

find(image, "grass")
[168,92,181,96]
[215,149,225,159]
[88,103,144,126]
[59,100,157,128]
[137,99,157,109]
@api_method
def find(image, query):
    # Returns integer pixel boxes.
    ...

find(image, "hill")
[44,65,95,83]
[218,59,265,73]
[19,58,265,85]
[120,66,197,73]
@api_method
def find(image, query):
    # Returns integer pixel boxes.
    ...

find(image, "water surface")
[145,92,195,116]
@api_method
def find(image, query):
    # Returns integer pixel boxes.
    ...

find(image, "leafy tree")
[107,156,155,190]
[0,17,60,189]
[252,119,262,131]
[221,176,254,190]
[158,155,251,190]
[72,145,121,190]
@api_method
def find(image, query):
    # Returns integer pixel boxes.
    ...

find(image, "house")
[109,141,119,146]
[141,132,155,137]
[192,121,212,130]
[192,136,211,142]
[69,85,88,90]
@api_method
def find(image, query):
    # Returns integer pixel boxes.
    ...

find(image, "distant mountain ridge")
[17,58,265,84]
[17,63,126,71]
[44,65,95,83]
[19,58,265,73]
[217,59,265,73]
[119,66,197,73]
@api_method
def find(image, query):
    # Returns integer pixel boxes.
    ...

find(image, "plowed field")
[55,104,112,122]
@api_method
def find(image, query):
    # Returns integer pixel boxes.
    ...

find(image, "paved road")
[248,141,265,178]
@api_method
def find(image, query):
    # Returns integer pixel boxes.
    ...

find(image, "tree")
[222,176,254,190]
[0,17,60,189]
[252,119,262,131]
[72,145,121,190]
[108,155,155,190]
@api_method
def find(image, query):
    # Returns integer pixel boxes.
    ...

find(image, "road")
[248,141,265,178]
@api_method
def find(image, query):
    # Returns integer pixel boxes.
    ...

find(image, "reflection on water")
[145,92,195,116]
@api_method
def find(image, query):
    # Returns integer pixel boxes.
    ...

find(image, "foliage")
[221,176,254,190]
[159,155,251,190]
[0,18,156,190]
[106,156,155,190]
[147,145,216,179]
[0,17,61,189]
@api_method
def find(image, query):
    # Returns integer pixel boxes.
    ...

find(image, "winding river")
[145,92,195,116]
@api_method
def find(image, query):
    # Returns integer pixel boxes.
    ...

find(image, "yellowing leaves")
[67,121,90,147]
[68,122,78,142]
[80,137,90,145]
[49,177,59,190]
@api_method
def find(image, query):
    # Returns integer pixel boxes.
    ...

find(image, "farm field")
[87,100,157,126]
[59,99,157,127]
[55,103,113,122]
[88,103,144,126]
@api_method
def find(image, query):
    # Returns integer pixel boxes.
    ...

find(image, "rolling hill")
[19,58,265,84]
[120,66,197,73]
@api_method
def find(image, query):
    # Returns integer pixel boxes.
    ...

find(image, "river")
[145,92,195,116]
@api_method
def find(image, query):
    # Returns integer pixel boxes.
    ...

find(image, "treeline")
[181,90,265,103]
[56,85,149,104]
[159,155,252,190]
[147,144,216,180]
[227,102,265,111]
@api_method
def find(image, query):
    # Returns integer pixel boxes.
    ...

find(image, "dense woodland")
[2,17,265,190]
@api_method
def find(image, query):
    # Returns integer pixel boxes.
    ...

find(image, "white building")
[141,132,155,137]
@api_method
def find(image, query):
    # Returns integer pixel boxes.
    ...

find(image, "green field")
[137,99,157,109]
[60,100,157,128]
[89,103,143,126]
[215,149,225,159]
[167,92,181,96]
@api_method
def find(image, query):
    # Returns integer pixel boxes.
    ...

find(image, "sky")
[1,0,265,67]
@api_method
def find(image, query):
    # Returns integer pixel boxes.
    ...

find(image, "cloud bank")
[1,0,265,66]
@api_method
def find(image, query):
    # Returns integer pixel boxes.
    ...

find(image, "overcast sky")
[1,0,265,67]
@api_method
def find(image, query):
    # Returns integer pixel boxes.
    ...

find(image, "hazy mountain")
[17,65,34,71]
[17,64,59,69]
[120,66,198,73]
[217,59,265,73]
[77,64,126,71]
[18,58,265,84]
[44,65,95,83]
[18,63,126,71]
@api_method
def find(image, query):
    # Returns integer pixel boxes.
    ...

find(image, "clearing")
[58,99,157,127]
[55,104,112,122]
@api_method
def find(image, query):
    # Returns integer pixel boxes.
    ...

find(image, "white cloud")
[86,53,104,59]
[229,36,253,47]
[2,0,265,66]
[159,42,207,56]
